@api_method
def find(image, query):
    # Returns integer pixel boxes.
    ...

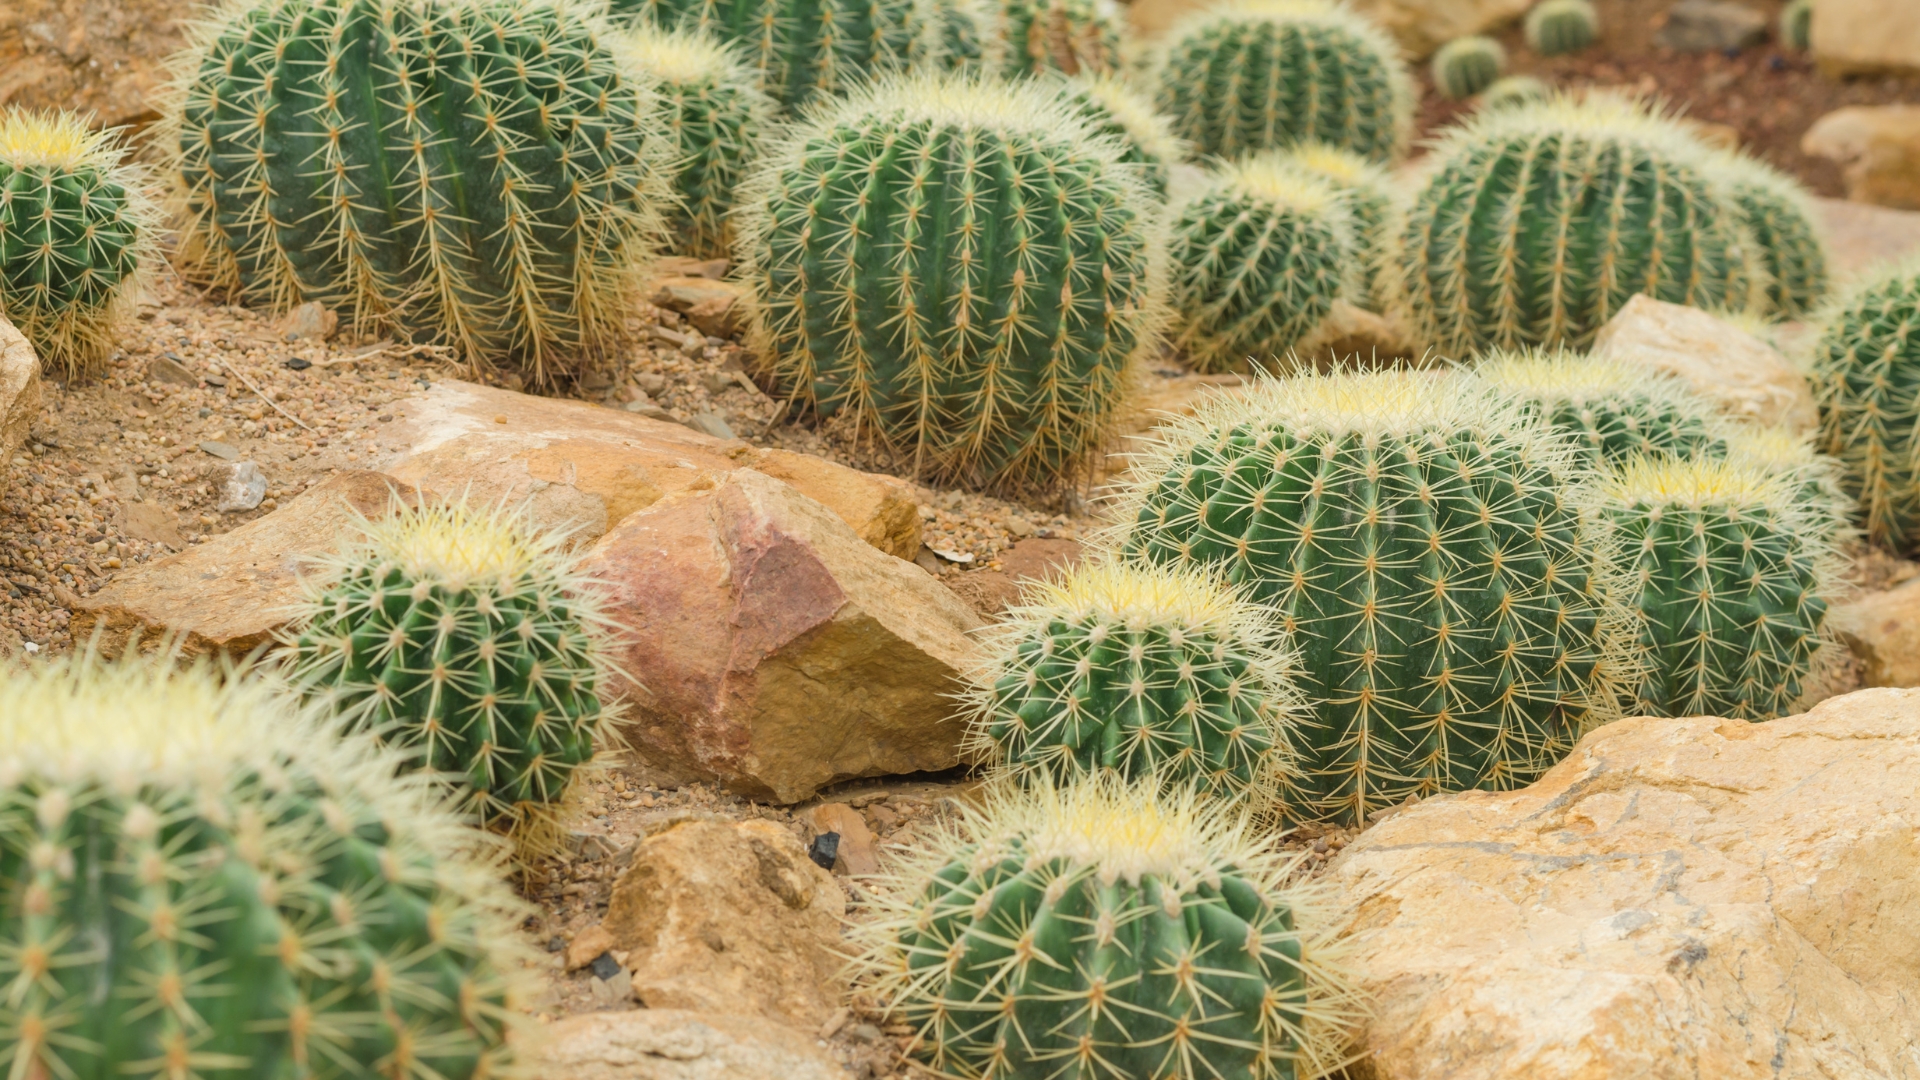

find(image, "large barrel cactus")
[1116,370,1628,825]
[1051,71,1186,198]
[1701,150,1829,319]
[287,499,613,853]
[985,0,1124,76]
[0,652,528,1079]
[610,0,929,106]
[1473,347,1732,468]
[172,0,672,384]
[854,774,1364,1080]
[1154,0,1413,166]
[0,109,153,375]
[1400,93,1755,355]
[1273,141,1398,312]
[735,73,1165,491]
[1811,264,1920,550]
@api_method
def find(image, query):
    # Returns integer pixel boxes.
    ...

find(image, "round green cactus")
[611,0,929,106]
[735,73,1166,492]
[288,499,613,852]
[1478,74,1550,111]
[986,0,1124,76]
[0,109,154,375]
[1115,370,1629,826]
[921,0,990,68]
[1811,263,1920,550]
[0,652,529,1079]
[1155,0,1414,165]
[1400,93,1756,355]
[1524,0,1598,55]
[1780,0,1812,50]
[1431,35,1506,101]
[171,0,671,385]
[963,559,1299,805]
[854,775,1364,1080]
[1272,141,1399,312]
[1603,454,1843,721]
[619,25,773,259]
[1701,150,1829,319]
[1473,347,1732,468]
[1169,154,1352,374]
[1051,71,1186,198]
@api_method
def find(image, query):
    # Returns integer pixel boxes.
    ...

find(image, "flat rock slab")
[532,1009,849,1080]
[1333,688,1920,1080]
[0,313,41,465]
[1592,294,1817,432]
[1815,196,1920,279]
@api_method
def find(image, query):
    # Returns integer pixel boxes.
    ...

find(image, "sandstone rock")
[655,256,729,280]
[214,460,267,513]
[1591,294,1817,432]
[70,471,426,657]
[0,0,195,129]
[944,537,1087,616]
[277,301,337,342]
[587,468,984,803]
[1653,0,1768,52]
[603,818,847,1027]
[650,275,747,339]
[1293,300,1420,370]
[798,803,880,876]
[375,379,919,558]
[1332,688,1920,1080]
[532,1010,849,1080]
[1813,196,1920,280]
[115,501,183,548]
[1811,0,1920,77]
[1802,105,1920,211]
[1828,577,1920,687]
[565,923,618,972]
[0,313,40,466]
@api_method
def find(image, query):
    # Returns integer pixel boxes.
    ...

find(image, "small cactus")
[1431,35,1506,101]
[0,652,529,1078]
[0,109,153,375]
[1810,263,1920,550]
[853,774,1365,1080]
[921,0,990,68]
[987,0,1124,76]
[288,499,615,852]
[1273,141,1400,312]
[1155,0,1414,165]
[1473,347,1732,468]
[1478,74,1550,110]
[1169,154,1353,373]
[1052,71,1186,198]
[1524,0,1598,55]
[1701,150,1829,319]
[1780,0,1812,50]
[611,0,930,106]
[963,559,1300,805]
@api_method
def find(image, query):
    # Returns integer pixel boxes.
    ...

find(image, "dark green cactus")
[1431,35,1505,101]
[1155,0,1414,165]
[736,73,1166,491]
[1524,0,1598,55]
[0,652,529,1079]
[921,0,989,68]
[1810,263,1920,550]
[1478,74,1550,110]
[1116,370,1628,826]
[1703,150,1829,319]
[1273,141,1398,312]
[1780,0,1811,50]
[172,0,671,385]
[986,0,1123,76]
[610,0,928,106]
[856,775,1363,1080]
[1052,71,1185,198]
[1474,347,1732,468]
[0,109,152,375]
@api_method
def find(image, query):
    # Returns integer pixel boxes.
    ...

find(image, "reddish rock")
[945,537,1087,616]
[798,803,880,876]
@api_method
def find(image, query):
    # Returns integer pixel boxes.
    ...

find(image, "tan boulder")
[586,468,984,803]
[1591,294,1817,432]
[1812,0,1920,77]
[1828,578,1920,687]
[0,0,194,129]
[602,818,847,1027]
[531,1010,849,1080]
[0,313,40,465]
[1802,105,1920,212]
[650,275,748,339]
[1332,689,1920,1080]
[1813,196,1920,281]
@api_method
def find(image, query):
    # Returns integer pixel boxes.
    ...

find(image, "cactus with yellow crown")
[1272,141,1399,312]
[610,0,930,106]
[1473,348,1733,468]
[1052,72,1186,198]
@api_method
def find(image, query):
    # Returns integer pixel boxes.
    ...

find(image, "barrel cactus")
[1115,370,1628,825]
[0,652,528,1079]
[986,0,1124,76]
[1431,35,1505,101]
[1170,154,1352,374]
[854,774,1363,1080]
[1603,454,1843,721]
[1155,0,1414,165]
[1701,150,1829,319]
[1811,263,1920,550]
[1478,74,1550,111]
[1780,0,1812,50]
[1273,141,1398,312]
[611,0,928,106]
[1473,347,1732,468]
[920,0,990,68]
[620,25,773,258]
[1722,423,1854,543]
[1400,93,1755,355]
[963,559,1299,805]
[172,0,671,385]
[1524,0,1598,55]
[287,499,614,852]
[0,108,153,375]
[1052,71,1186,198]
[735,73,1166,491]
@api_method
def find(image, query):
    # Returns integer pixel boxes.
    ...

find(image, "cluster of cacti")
[1432,35,1506,100]
[1155,0,1414,165]
[611,0,927,106]
[1781,0,1812,51]
[986,0,1124,76]
[1601,455,1842,721]
[854,775,1363,1080]
[1701,150,1830,319]
[964,559,1298,805]
[1051,71,1185,197]
[735,73,1165,491]
[1479,74,1550,110]
[1275,141,1399,312]
[0,652,527,1077]
[1400,93,1754,354]
[1811,263,1920,551]
[0,109,152,375]
[172,0,671,385]
[620,25,773,259]
[1473,347,1731,468]
[1115,370,1628,826]
[287,499,613,852]
[1525,0,1598,55]
[1170,154,1352,374]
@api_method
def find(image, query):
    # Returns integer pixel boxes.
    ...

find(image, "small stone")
[625,400,674,421]
[635,372,668,396]
[1006,514,1035,538]
[284,357,312,371]
[216,461,268,513]
[848,1024,883,1044]
[198,441,240,461]
[1653,0,1768,52]
[147,354,197,386]
[588,969,632,1008]
[686,412,734,440]
[278,301,338,341]
[588,951,624,981]
[547,936,566,953]
[568,924,619,971]
[202,374,227,388]
[802,804,880,876]
[806,832,839,871]
[493,415,507,425]
[698,371,735,395]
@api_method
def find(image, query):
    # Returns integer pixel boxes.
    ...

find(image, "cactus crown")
[1431,35,1506,100]
[1473,347,1732,467]
[1478,74,1550,110]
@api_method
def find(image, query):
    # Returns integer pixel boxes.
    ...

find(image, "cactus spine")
[611,0,928,106]
[1810,263,1920,550]
[172,0,670,385]
[1524,0,1598,55]
[1155,0,1414,165]
[1701,150,1829,319]
[987,0,1124,75]
[0,653,528,1078]
[1170,155,1352,373]
[1473,347,1732,468]
[1273,141,1399,312]
[1478,74,1550,110]
[620,25,773,259]
[288,499,613,851]
[0,109,153,375]
[735,73,1166,491]
[1603,455,1842,721]
[1431,35,1506,101]
[1052,72,1186,198]
[1780,0,1812,50]
[854,775,1363,1080]
[964,559,1299,805]
[1400,93,1755,355]
[1115,370,1627,825]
